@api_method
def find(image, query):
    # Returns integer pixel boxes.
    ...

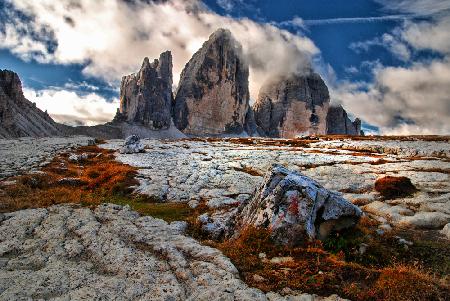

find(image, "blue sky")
[1,0,449,133]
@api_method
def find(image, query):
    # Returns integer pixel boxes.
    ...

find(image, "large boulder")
[253,73,330,138]
[234,165,362,245]
[0,70,62,138]
[118,51,173,130]
[173,28,250,136]
[326,104,361,135]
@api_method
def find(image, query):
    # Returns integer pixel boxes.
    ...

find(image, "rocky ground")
[0,203,344,300]
[0,136,449,300]
[102,137,450,236]
[0,136,95,180]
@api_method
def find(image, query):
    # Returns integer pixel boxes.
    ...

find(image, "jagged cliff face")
[173,29,250,136]
[326,105,361,135]
[118,51,173,130]
[0,70,61,138]
[253,73,330,138]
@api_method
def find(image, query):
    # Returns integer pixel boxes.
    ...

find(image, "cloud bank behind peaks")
[2,0,318,101]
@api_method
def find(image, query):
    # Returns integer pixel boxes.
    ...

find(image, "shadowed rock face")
[233,164,362,245]
[173,28,250,136]
[253,73,330,138]
[119,51,173,130]
[0,70,61,138]
[326,105,361,135]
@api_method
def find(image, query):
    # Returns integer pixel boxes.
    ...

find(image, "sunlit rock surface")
[102,137,450,233]
[253,73,330,138]
[173,29,250,136]
[0,136,94,180]
[0,203,346,301]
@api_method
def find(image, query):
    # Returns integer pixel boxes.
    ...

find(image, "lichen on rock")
[233,164,362,245]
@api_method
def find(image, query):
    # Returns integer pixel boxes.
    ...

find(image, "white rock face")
[0,203,346,301]
[0,136,95,179]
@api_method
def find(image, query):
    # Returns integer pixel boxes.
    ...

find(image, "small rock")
[68,153,89,163]
[188,199,199,209]
[56,177,87,187]
[359,243,368,255]
[169,221,188,234]
[252,274,266,283]
[441,223,450,239]
[269,256,294,264]
[119,135,145,154]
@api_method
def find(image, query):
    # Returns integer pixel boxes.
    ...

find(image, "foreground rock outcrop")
[0,203,346,300]
[0,70,62,138]
[253,73,330,138]
[233,165,362,245]
[173,29,250,136]
[117,51,173,130]
[326,105,361,135]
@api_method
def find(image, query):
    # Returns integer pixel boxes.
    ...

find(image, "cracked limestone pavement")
[101,137,450,234]
[0,203,345,301]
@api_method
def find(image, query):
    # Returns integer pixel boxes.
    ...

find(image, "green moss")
[102,195,194,223]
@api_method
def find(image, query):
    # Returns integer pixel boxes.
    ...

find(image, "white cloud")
[334,0,450,135]
[23,88,119,126]
[350,32,411,62]
[2,0,318,101]
[376,0,450,15]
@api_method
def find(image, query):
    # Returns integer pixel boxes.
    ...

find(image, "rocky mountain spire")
[0,70,61,138]
[118,51,173,130]
[173,28,250,136]
[326,104,362,135]
[253,72,330,138]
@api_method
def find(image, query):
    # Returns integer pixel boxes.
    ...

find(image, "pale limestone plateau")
[0,203,346,301]
[101,137,450,234]
[0,136,94,180]
[173,29,251,136]
[0,136,449,299]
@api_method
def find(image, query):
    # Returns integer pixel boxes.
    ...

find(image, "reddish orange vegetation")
[375,176,417,199]
[209,220,449,301]
[0,145,139,213]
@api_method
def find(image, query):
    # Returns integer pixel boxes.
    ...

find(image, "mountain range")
[0,28,361,139]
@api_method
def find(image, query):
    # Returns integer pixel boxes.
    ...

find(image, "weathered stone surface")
[118,51,173,129]
[100,137,449,234]
[173,29,250,136]
[119,134,145,154]
[253,73,330,138]
[232,165,362,244]
[326,105,361,135]
[0,136,94,180]
[0,203,347,300]
[0,70,62,138]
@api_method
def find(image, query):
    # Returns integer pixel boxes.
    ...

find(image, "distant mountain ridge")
[0,28,362,139]
[0,70,62,138]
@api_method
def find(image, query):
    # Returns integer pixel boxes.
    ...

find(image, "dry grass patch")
[203,217,449,301]
[375,176,417,199]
